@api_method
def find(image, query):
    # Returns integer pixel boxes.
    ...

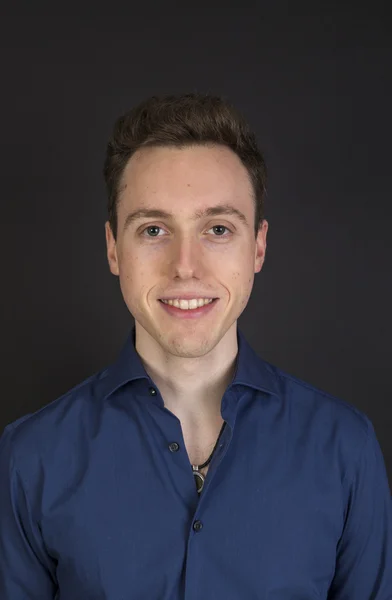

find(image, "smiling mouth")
[159,298,218,310]
[158,298,219,314]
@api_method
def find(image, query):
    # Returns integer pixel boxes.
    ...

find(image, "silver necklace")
[192,421,226,494]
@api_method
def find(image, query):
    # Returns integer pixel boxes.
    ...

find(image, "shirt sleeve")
[328,418,392,599]
[0,424,58,599]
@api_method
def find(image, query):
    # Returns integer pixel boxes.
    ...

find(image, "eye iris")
[147,226,160,236]
[213,225,226,235]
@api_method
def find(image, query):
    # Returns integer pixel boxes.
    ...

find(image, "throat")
[181,416,226,468]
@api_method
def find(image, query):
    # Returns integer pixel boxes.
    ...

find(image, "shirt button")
[149,387,157,396]
[168,442,179,452]
[193,520,203,532]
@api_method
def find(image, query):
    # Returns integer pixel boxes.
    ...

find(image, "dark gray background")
[1,4,391,484]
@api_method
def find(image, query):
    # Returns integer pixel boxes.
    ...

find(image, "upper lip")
[159,294,218,300]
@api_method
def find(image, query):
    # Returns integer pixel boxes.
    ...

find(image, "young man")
[0,93,391,599]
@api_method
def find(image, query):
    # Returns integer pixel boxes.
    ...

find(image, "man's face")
[105,144,268,358]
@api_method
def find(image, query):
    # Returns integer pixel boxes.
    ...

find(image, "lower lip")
[158,299,219,319]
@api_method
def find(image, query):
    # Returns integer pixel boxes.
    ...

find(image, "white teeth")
[161,298,214,310]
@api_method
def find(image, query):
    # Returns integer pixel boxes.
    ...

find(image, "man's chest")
[37,407,343,599]
[40,451,340,600]
[179,415,226,475]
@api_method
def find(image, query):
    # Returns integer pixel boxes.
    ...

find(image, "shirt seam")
[340,416,371,490]
[275,368,371,423]
[6,428,57,580]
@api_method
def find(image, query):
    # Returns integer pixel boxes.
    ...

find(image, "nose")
[168,235,203,279]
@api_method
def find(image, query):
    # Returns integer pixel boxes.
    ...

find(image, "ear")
[254,220,268,273]
[105,221,120,276]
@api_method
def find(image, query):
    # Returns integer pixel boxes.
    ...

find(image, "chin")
[167,327,225,356]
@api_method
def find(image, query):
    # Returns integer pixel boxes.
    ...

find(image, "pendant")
[192,466,205,493]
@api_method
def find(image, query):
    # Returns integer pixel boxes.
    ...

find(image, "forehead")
[118,144,254,207]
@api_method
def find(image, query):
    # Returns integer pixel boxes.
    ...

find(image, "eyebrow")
[123,204,249,231]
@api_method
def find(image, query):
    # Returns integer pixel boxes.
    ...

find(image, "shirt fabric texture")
[1,326,391,599]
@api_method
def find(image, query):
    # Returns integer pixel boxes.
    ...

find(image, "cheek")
[117,252,143,302]
[230,269,254,308]
[118,247,159,301]
[118,246,146,281]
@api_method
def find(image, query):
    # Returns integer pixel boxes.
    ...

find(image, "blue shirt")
[1,327,391,599]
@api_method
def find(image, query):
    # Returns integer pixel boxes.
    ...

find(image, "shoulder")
[0,367,107,473]
[262,359,372,463]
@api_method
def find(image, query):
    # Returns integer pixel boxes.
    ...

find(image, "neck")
[134,323,238,420]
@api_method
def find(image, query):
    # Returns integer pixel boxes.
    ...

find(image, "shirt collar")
[101,325,280,401]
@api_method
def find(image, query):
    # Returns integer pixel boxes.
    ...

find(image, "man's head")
[104,93,268,358]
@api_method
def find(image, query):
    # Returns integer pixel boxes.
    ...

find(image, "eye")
[141,225,166,237]
[207,225,232,237]
[140,224,233,238]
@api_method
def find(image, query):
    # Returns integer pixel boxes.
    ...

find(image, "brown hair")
[103,93,267,240]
